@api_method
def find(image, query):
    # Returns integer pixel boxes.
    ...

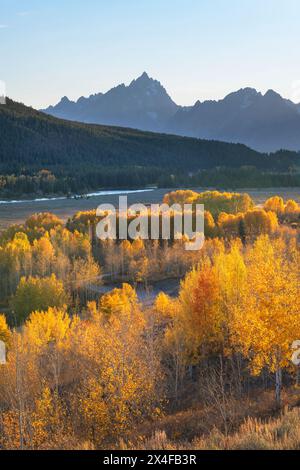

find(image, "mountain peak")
[221,88,260,109]
[60,96,72,104]
[130,72,155,87]
[43,72,178,132]
[238,87,259,95]
[42,75,300,152]
[264,89,282,100]
[225,88,259,100]
[139,71,150,80]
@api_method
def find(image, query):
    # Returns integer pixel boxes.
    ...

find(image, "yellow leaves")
[24,306,72,350]
[214,241,247,307]
[218,209,278,240]
[67,209,97,234]
[282,199,300,225]
[163,190,199,206]
[99,283,140,322]
[11,274,69,323]
[132,238,145,253]
[285,199,299,214]
[31,386,67,448]
[0,211,99,310]
[204,210,216,238]
[231,234,300,374]
[6,232,31,254]
[32,234,56,276]
[33,234,55,258]
[0,313,11,346]
[163,232,300,388]
[154,292,176,320]
[79,378,111,443]
[86,300,98,319]
[49,226,91,259]
[264,196,285,214]
[74,284,158,446]
[245,209,278,235]
[121,239,133,255]
[163,190,254,218]
[0,409,22,449]
[25,212,63,232]
[1,195,299,448]
[70,255,100,289]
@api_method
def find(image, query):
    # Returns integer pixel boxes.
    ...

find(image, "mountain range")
[43,72,178,134]
[43,73,300,153]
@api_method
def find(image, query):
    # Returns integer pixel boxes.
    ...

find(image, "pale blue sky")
[1,0,300,108]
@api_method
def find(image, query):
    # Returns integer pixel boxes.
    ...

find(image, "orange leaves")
[0,410,21,449]
[218,209,278,240]
[285,199,299,214]
[187,268,219,326]
[163,262,224,366]
[188,267,222,351]
[264,197,300,226]
[25,212,63,232]
[264,196,285,215]
[163,232,300,400]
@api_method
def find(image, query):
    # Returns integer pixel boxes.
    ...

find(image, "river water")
[0,187,299,230]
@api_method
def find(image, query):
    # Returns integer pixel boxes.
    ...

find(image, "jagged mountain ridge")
[43,72,178,132]
[43,73,300,152]
[168,88,300,152]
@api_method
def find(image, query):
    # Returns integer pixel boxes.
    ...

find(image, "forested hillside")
[0,99,299,197]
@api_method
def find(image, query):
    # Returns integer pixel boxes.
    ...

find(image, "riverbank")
[0,187,299,231]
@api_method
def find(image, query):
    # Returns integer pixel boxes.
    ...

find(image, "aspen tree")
[231,235,300,405]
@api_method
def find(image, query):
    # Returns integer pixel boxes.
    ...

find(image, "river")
[0,187,299,230]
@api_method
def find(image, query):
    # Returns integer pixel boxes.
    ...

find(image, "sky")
[1,0,300,109]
